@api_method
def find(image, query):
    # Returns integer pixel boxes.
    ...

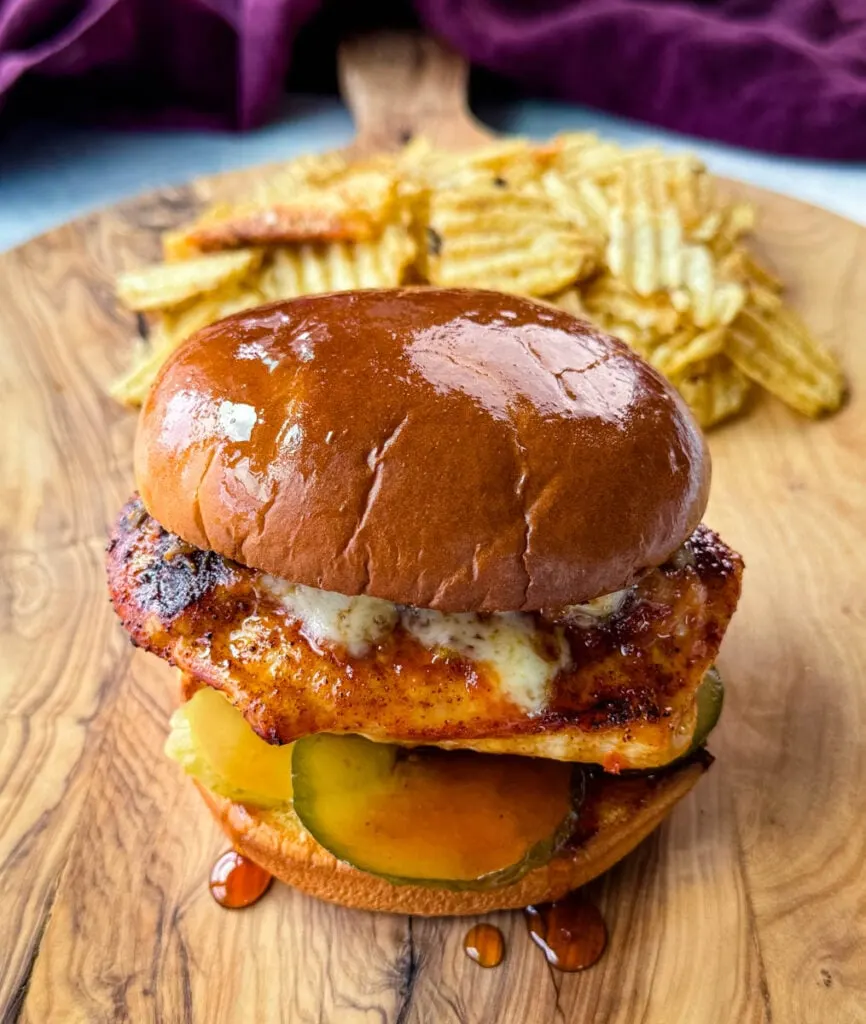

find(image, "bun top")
[136,288,709,611]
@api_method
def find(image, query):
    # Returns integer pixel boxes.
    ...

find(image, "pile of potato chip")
[113,134,846,427]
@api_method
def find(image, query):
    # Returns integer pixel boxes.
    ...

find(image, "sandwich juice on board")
[107,287,743,915]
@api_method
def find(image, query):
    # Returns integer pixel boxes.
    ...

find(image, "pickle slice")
[689,666,724,753]
[165,687,294,807]
[291,734,578,890]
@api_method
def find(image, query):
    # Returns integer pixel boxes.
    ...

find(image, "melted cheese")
[260,580,580,713]
[261,580,398,657]
[403,609,570,712]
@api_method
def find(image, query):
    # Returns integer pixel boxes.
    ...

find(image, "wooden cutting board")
[1,33,864,1024]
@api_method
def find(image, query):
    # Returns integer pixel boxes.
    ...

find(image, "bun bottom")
[196,756,708,916]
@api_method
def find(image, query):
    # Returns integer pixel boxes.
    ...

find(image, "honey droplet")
[209,849,272,909]
[524,892,607,972]
[463,923,505,968]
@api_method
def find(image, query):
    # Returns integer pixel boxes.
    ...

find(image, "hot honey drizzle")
[209,850,272,909]
[524,892,607,971]
[463,923,505,968]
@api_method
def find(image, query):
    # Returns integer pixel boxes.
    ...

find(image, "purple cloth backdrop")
[1,0,864,158]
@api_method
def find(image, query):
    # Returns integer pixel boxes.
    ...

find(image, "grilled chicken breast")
[108,498,743,770]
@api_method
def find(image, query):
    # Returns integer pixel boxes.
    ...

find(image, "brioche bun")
[136,288,708,611]
[197,756,707,916]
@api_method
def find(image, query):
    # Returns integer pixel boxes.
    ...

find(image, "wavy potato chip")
[260,151,358,191]
[426,185,599,296]
[649,327,728,380]
[112,284,268,407]
[401,137,539,190]
[583,275,682,334]
[548,141,751,335]
[257,222,416,300]
[673,357,753,428]
[546,134,669,187]
[669,245,747,328]
[109,332,176,408]
[113,132,845,429]
[165,160,400,256]
[728,249,784,294]
[116,249,261,311]
[540,170,609,241]
[726,299,845,417]
[115,224,415,407]
[545,287,590,319]
[605,154,714,233]
[703,202,755,252]
[606,220,747,328]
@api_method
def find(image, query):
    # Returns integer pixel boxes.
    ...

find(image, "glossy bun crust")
[197,755,706,916]
[136,288,709,611]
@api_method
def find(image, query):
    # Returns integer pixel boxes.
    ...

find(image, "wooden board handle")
[337,32,494,156]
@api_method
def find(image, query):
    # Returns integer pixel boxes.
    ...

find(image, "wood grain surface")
[1,33,865,1024]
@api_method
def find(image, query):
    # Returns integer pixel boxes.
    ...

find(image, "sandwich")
[106,287,743,915]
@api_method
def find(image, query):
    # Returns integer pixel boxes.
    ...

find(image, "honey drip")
[524,892,607,972]
[209,849,273,909]
[463,923,505,968]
